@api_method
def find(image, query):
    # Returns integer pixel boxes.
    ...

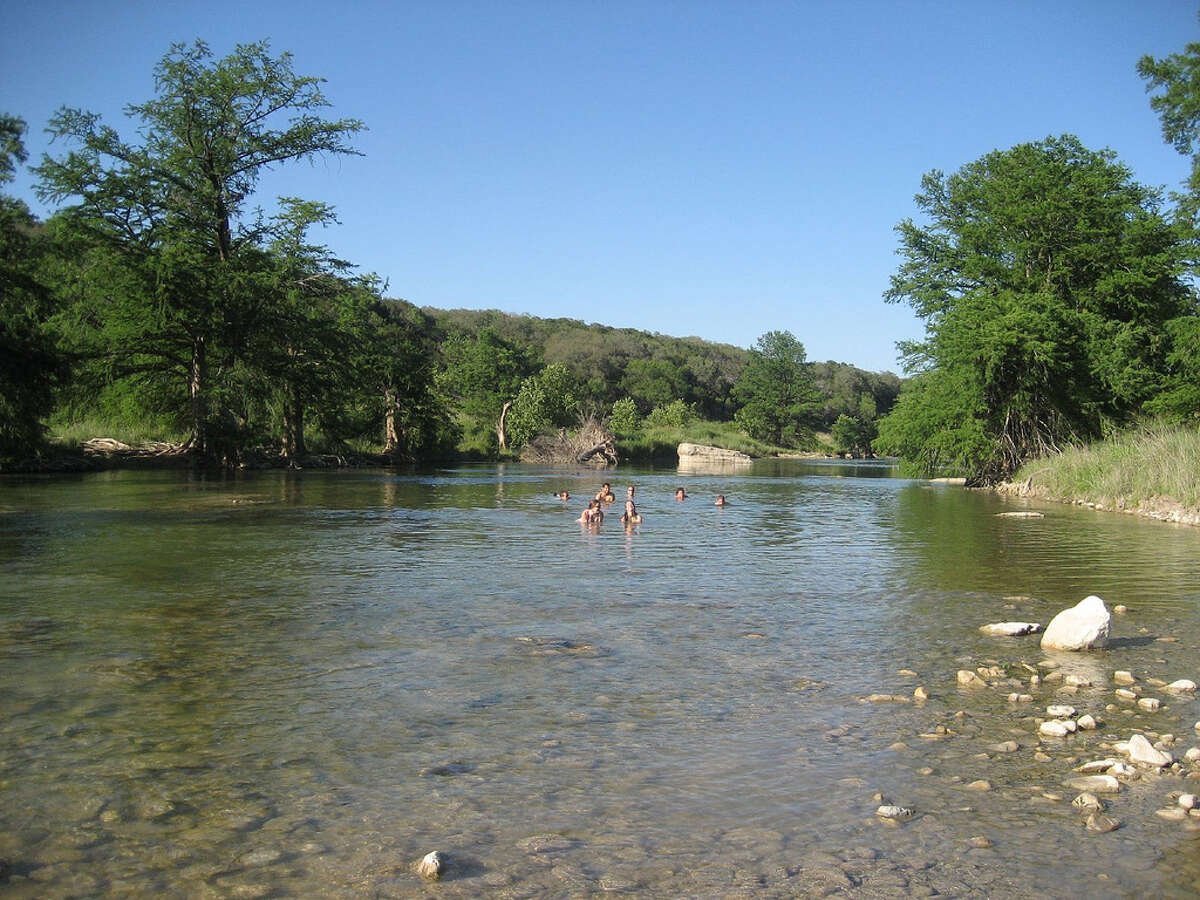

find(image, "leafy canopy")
[876,135,1191,482]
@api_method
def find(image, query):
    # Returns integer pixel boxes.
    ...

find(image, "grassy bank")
[1009,422,1200,523]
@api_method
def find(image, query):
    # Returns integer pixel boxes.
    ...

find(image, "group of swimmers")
[555,482,728,528]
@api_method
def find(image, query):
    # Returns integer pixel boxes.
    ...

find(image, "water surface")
[2,462,1199,897]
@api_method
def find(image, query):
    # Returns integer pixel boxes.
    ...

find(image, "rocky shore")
[993,478,1200,527]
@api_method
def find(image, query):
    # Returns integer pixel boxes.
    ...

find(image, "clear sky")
[1,0,1195,372]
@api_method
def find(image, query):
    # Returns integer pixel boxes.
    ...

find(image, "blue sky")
[1,1,1195,372]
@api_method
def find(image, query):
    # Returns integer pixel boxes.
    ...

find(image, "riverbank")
[999,423,1200,527]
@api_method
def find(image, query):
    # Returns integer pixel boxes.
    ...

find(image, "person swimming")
[554,490,570,500]
[579,498,603,526]
[674,487,688,501]
[620,499,642,526]
[626,484,635,500]
[715,494,728,506]
[596,483,616,503]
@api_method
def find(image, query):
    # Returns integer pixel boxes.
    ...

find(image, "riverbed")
[2,462,1199,897]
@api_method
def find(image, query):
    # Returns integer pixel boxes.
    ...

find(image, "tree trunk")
[383,388,400,455]
[281,387,306,466]
[188,334,209,457]
[496,400,513,450]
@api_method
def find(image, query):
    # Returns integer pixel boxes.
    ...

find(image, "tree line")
[5,31,1200,479]
[0,40,897,468]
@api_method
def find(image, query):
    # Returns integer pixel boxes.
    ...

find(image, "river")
[2,461,1199,898]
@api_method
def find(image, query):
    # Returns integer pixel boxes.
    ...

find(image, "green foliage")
[732,330,820,447]
[877,135,1192,482]
[644,399,696,429]
[506,363,579,447]
[609,397,640,435]
[1,114,65,461]
[1139,32,1200,219]
[35,40,365,461]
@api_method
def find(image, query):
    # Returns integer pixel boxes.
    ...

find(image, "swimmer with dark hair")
[596,483,616,503]
[674,487,687,501]
[620,499,642,526]
[554,491,570,500]
[715,494,728,506]
[579,498,603,526]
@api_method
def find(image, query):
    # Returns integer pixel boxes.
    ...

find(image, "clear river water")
[2,460,1200,898]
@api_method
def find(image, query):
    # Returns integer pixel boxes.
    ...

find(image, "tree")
[1139,32,1200,219]
[732,330,820,447]
[1,114,64,461]
[876,135,1192,482]
[435,327,531,452]
[35,40,364,460]
[506,364,579,448]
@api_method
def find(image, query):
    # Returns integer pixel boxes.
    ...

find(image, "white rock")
[876,805,914,820]
[1115,688,1137,701]
[1186,748,1200,762]
[1078,714,1098,730]
[414,851,445,881]
[1064,674,1093,687]
[1167,680,1197,693]
[1138,697,1161,712]
[1040,595,1111,651]
[1040,719,1074,737]
[1113,671,1135,685]
[1064,775,1121,793]
[1126,734,1173,767]
[1047,705,1076,718]
[1180,794,1198,810]
[980,622,1042,636]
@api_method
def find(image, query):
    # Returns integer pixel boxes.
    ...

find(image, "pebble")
[913,686,929,701]
[1179,794,1197,810]
[1072,792,1104,810]
[1076,759,1119,774]
[1115,688,1138,701]
[1137,697,1161,712]
[966,780,992,791]
[1065,775,1121,793]
[1008,693,1034,703]
[1064,675,1093,687]
[1126,734,1173,767]
[1047,705,1076,718]
[1167,680,1197,693]
[1078,715,1098,730]
[1156,808,1188,821]
[1113,604,1128,614]
[967,836,992,848]
[1186,748,1200,762]
[1113,671,1136,685]
[876,805,915,820]
[1085,814,1120,833]
[957,670,987,687]
[990,740,1021,753]
[1040,719,1076,737]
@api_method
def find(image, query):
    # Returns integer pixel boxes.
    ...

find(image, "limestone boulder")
[1040,595,1110,651]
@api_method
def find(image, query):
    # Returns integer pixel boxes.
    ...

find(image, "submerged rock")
[1065,775,1121,794]
[980,622,1042,636]
[1041,596,1110,651]
[957,670,988,688]
[875,805,915,820]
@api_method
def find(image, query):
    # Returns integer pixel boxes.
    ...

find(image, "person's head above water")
[715,494,727,506]
[675,487,687,500]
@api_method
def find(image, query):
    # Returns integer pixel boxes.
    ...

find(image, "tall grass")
[48,414,188,449]
[1012,422,1200,511]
